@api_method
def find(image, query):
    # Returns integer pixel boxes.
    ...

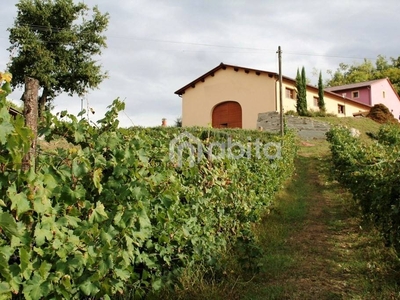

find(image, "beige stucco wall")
[181,67,277,129]
[181,67,371,130]
[324,95,368,116]
[278,80,369,117]
[277,81,324,113]
[280,81,297,113]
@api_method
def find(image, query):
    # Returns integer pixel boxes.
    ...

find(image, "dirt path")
[244,144,400,300]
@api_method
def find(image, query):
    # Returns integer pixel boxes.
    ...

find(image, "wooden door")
[212,101,242,128]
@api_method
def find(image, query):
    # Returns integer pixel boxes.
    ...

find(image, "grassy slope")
[313,116,381,140]
[313,116,381,130]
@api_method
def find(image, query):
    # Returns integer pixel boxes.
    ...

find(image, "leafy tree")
[326,55,400,95]
[296,67,307,116]
[8,0,109,115]
[318,71,326,112]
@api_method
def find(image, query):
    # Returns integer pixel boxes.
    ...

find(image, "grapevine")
[0,75,297,299]
[327,125,400,255]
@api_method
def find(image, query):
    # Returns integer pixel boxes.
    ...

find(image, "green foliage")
[306,109,330,117]
[295,67,307,116]
[285,109,332,118]
[326,55,400,95]
[285,110,298,116]
[8,0,109,111]
[327,125,400,256]
[0,89,297,298]
[373,124,400,145]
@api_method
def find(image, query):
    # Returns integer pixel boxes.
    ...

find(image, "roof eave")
[385,78,400,102]
[174,63,278,95]
[174,63,225,95]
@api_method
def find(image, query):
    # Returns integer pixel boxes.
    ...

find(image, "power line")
[0,19,387,60]
[0,28,389,61]
[107,35,381,61]
[108,35,271,52]
[285,51,376,61]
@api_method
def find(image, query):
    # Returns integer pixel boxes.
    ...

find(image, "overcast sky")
[1,0,399,127]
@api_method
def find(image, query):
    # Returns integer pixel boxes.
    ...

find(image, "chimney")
[161,118,167,127]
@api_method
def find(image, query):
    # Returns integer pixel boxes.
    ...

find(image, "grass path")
[242,141,400,300]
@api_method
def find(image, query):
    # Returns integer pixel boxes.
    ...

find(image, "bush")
[307,109,327,117]
[366,104,398,124]
[286,109,331,118]
[285,110,298,116]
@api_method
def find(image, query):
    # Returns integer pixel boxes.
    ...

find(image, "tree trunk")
[22,77,39,172]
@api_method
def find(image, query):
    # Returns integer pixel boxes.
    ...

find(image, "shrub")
[285,110,298,116]
[366,104,398,124]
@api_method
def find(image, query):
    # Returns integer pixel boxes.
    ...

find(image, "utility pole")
[277,46,284,136]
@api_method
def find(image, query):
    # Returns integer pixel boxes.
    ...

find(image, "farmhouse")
[174,63,373,129]
[325,78,400,120]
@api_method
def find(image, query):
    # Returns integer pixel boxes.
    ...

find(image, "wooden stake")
[22,76,39,172]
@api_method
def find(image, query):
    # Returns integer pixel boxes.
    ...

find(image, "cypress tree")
[295,68,301,115]
[296,67,307,116]
[318,71,326,113]
[301,67,307,113]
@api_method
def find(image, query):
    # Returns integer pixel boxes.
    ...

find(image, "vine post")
[22,76,39,171]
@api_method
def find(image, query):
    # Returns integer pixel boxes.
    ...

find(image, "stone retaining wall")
[257,112,330,139]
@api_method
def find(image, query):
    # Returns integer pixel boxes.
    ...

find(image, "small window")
[383,91,386,98]
[313,96,319,107]
[285,88,294,99]
[338,104,345,114]
[352,91,359,98]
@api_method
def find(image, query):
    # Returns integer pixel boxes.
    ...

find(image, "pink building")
[325,78,400,119]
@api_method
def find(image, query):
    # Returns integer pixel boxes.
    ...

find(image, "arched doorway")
[212,101,242,128]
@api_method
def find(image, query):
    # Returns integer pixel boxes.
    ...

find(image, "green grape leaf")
[88,202,108,224]
[0,212,20,237]
[93,168,103,194]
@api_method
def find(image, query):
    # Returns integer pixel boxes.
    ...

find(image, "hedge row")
[327,125,400,255]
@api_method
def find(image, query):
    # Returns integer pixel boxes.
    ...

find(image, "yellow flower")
[2,72,12,83]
